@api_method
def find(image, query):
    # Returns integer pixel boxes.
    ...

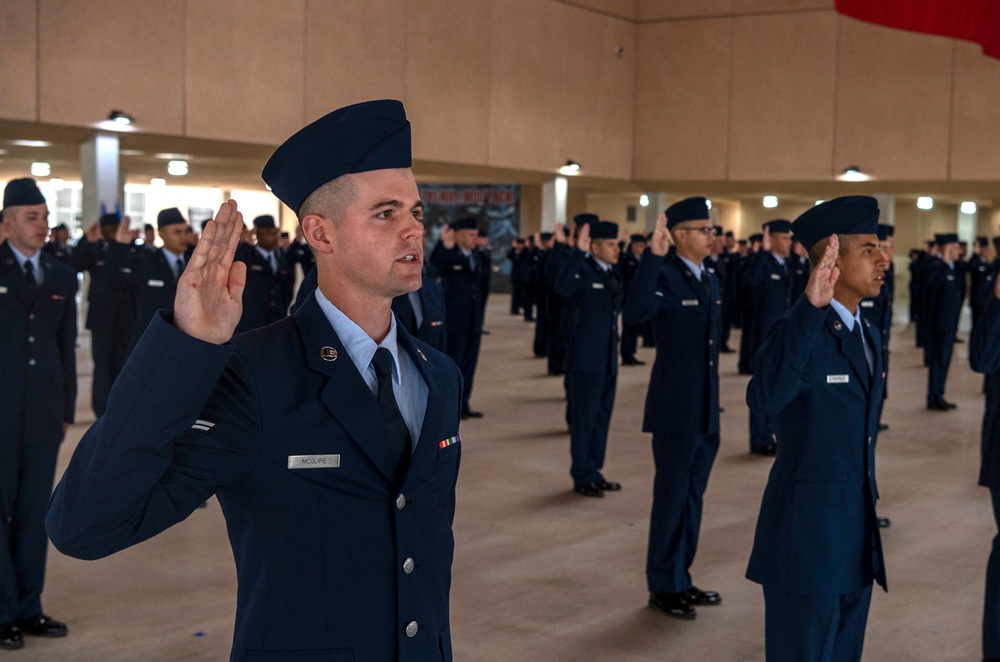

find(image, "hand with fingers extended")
[114,216,133,245]
[85,222,101,243]
[173,199,247,345]
[805,234,840,309]
[440,225,456,250]
[576,222,591,253]
[650,212,671,257]
[762,225,772,252]
[554,223,567,244]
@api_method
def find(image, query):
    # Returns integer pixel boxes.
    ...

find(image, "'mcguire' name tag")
[826,374,850,384]
[288,454,341,469]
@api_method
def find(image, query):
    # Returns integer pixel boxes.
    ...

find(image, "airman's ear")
[300,214,334,255]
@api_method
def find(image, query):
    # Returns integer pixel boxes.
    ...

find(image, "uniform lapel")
[295,296,396,484]
[396,330,451,482]
[828,311,870,393]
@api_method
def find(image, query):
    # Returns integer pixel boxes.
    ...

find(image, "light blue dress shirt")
[162,247,185,279]
[8,243,43,285]
[830,297,873,374]
[314,288,428,449]
[677,254,704,282]
[255,246,278,273]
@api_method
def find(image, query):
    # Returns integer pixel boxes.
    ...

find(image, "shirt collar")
[829,297,860,332]
[593,256,612,272]
[255,246,273,260]
[314,288,402,386]
[677,254,703,281]
[8,242,40,269]
[770,251,786,266]
[161,247,183,265]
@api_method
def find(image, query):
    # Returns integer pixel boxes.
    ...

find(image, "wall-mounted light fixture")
[167,160,188,176]
[31,162,51,177]
[639,194,649,207]
[961,201,977,214]
[838,165,871,182]
[763,195,778,208]
[916,196,933,210]
[108,110,135,126]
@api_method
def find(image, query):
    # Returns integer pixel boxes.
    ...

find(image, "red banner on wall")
[836,0,1000,59]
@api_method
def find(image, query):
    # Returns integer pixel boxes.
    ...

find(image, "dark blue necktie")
[372,348,411,482]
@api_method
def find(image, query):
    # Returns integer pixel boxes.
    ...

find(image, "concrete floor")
[24,296,992,660]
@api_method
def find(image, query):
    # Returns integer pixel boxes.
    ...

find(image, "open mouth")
[399,254,421,263]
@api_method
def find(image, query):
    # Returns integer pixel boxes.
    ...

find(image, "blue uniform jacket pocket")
[436,442,460,464]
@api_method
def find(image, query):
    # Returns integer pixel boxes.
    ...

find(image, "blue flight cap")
[253,214,277,229]
[749,233,764,243]
[453,217,477,231]
[157,207,186,229]
[877,223,894,240]
[935,233,958,246]
[665,197,710,229]
[262,99,412,214]
[540,232,553,241]
[2,177,46,211]
[99,213,121,227]
[791,196,880,252]
[629,233,646,243]
[574,213,599,228]
[763,219,792,234]
[591,221,619,240]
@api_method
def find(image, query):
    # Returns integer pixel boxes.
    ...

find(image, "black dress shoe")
[878,517,891,528]
[574,483,604,498]
[943,400,957,409]
[15,614,67,637]
[460,408,484,419]
[684,586,722,606]
[955,336,965,344]
[648,592,696,620]
[622,359,645,366]
[720,346,736,353]
[927,401,951,411]
[751,443,777,457]
[878,423,889,432]
[596,480,621,491]
[0,624,24,650]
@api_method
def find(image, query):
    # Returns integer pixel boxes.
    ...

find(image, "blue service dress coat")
[553,249,621,376]
[392,274,448,354]
[972,295,1000,488]
[746,296,888,595]
[121,248,184,351]
[0,241,77,623]
[234,244,295,334]
[623,252,720,439]
[46,295,463,661]
[748,252,792,354]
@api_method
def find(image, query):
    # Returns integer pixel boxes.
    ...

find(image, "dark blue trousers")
[0,425,61,623]
[750,410,775,451]
[566,372,616,487]
[446,329,482,411]
[646,433,719,593]
[985,487,1000,658]
[927,329,955,406]
[763,585,872,662]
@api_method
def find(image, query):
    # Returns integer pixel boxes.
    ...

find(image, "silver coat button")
[28,359,36,366]
[403,557,414,574]
[405,621,418,637]
[28,313,35,320]
[396,494,406,510]
[27,336,34,343]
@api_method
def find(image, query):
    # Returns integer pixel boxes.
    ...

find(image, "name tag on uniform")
[121,267,132,274]
[251,265,264,271]
[147,279,164,287]
[771,273,781,280]
[860,301,874,308]
[288,454,341,469]
[682,299,699,306]
[592,282,604,289]
[826,374,850,384]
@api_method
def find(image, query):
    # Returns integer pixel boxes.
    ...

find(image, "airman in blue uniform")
[41,223,73,263]
[746,196,889,662]
[47,100,464,662]
[970,275,1000,662]
[624,198,722,619]
[0,178,77,651]
[234,214,294,334]
[555,220,623,497]
[926,233,963,410]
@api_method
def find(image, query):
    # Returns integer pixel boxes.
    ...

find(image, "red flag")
[835,0,1000,59]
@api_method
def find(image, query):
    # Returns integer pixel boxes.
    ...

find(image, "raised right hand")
[85,222,100,242]
[762,225,772,252]
[115,215,133,245]
[173,200,246,345]
[805,234,839,309]
[554,223,567,244]
[650,212,671,257]
[441,225,456,250]
[576,222,591,253]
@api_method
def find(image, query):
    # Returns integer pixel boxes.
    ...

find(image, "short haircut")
[298,176,357,223]
[807,235,855,268]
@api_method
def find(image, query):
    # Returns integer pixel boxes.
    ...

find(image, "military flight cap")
[749,233,764,243]
[935,233,958,246]
[877,224,894,240]
[591,221,619,240]
[157,208,186,229]
[99,213,121,227]
[629,233,647,243]
[790,196,880,252]
[540,232,553,241]
[53,223,67,231]
[763,219,791,234]
[453,217,477,231]
[665,197,710,229]
[262,99,412,214]
[253,214,277,229]
[976,236,988,247]
[3,178,46,212]
[574,213,599,228]
[477,228,488,238]
[712,226,723,236]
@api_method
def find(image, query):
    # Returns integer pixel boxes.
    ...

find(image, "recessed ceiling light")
[559,160,581,176]
[108,109,134,126]
[960,201,977,214]
[917,196,933,210]
[150,178,166,187]
[31,162,51,177]
[11,140,51,148]
[167,160,188,176]
[838,165,871,182]
[639,194,649,207]
[763,195,778,208]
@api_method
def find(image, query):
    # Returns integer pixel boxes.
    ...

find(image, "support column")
[644,192,667,233]
[541,176,567,231]
[873,193,895,227]
[80,132,122,227]
[958,204,978,246]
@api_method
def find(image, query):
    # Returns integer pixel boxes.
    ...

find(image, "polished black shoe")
[574,483,604,498]
[943,400,958,409]
[720,345,736,353]
[648,592,696,620]
[0,624,24,650]
[751,443,777,457]
[684,586,722,606]
[596,480,621,491]
[15,614,67,638]
[878,517,891,528]
[622,359,645,366]
[927,401,951,411]
[460,408,484,420]
[955,336,965,344]
[481,329,491,336]
[877,423,889,432]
